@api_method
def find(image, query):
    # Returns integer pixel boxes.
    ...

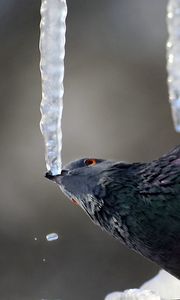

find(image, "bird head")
[45,158,115,218]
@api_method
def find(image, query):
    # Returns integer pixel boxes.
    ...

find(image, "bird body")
[46,146,180,279]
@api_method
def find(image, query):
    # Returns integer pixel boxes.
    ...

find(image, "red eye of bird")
[84,159,97,166]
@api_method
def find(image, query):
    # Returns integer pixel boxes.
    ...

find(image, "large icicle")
[40,0,67,175]
[167,0,180,132]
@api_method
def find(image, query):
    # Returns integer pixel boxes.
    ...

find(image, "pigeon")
[46,145,180,279]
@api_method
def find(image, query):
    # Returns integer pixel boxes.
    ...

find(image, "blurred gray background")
[0,0,179,299]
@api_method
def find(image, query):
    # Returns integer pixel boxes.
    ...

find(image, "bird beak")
[45,169,69,182]
[45,171,60,182]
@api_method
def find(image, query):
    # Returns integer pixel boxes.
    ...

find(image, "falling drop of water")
[46,233,59,242]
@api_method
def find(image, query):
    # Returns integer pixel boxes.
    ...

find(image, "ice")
[46,233,59,241]
[40,0,67,175]
[167,0,180,132]
[105,289,161,300]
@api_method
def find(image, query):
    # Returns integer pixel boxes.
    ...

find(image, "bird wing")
[137,145,180,198]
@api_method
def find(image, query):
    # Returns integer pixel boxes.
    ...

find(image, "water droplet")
[46,233,59,242]
[34,237,38,241]
[42,258,46,262]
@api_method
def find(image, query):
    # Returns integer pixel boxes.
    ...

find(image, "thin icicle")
[40,0,67,175]
[167,0,180,132]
